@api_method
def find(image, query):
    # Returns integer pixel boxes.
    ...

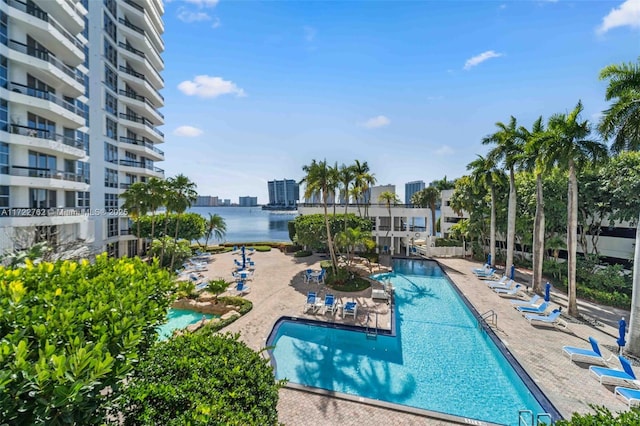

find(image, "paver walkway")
[194,250,633,425]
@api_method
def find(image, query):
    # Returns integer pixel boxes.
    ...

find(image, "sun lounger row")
[304,292,357,318]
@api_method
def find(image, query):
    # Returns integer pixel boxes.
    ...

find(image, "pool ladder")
[365,312,378,340]
[478,310,498,330]
[518,409,553,425]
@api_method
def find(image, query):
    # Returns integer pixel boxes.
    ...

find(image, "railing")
[117,159,164,174]
[119,183,132,189]
[8,39,85,85]
[118,41,145,59]
[118,17,144,35]
[118,66,165,101]
[10,165,87,183]
[0,207,89,217]
[478,310,498,330]
[9,124,84,150]
[118,90,164,119]
[120,228,133,235]
[119,136,164,155]
[124,0,144,14]
[9,82,85,118]
[119,113,164,138]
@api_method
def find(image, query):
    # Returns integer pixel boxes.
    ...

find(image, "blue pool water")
[157,308,216,341]
[270,259,547,425]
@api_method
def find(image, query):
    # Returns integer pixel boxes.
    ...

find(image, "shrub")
[118,332,284,426]
[150,237,192,268]
[0,255,175,425]
[555,405,640,425]
[434,238,463,247]
[136,212,206,241]
[294,250,312,257]
[253,245,271,252]
[176,279,198,299]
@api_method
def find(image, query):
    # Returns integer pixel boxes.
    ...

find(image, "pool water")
[270,259,546,425]
[157,308,216,341]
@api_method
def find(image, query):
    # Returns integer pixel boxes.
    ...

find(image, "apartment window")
[29,189,57,208]
[106,242,119,258]
[105,91,118,116]
[0,186,8,207]
[82,14,89,40]
[125,173,137,186]
[104,0,116,19]
[28,112,55,138]
[104,13,116,42]
[106,117,117,140]
[127,239,137,257]
[105,193,118,209]
[28,151,56,175]
[27,74,54,95]
[77,191,90,208]
[105,65,117,91]
[0,142,7,174]
[0,55,6,89]
[105,168,118,188]
[0,11,7,46]
[77,161,90,184]
[104,142,118,163]
[107,218,118,237]
[27,36,48,60]
[65,191,75,208]
[125,151,137,161]
[104,38,117,67]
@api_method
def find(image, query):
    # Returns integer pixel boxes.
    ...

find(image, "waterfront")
[189,207,297,243]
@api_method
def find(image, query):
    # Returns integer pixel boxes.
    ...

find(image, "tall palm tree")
[301,159,339,273]
[540,101,608,316]
[338,164,355,231]
[598,58,640,153]
[201,213,226,249]
[352,160,376,217]
[145,177,166,242]
[378,191,400,253]
[328,162,340,216]
[483,116,524,276]
[521,117,547,294]
[120,182,148,256]
[411,187,439,238]
[466,155,501,268]
[334,227,375,267]
[168,174,198,270]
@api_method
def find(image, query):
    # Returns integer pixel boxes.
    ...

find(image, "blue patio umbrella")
[510,264,515,280]
[617,317,627,354]
[241,245,246,269]
[544,282,551,302]
[487,254,492,266]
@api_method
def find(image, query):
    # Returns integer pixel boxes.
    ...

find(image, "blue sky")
[160,0,639,204]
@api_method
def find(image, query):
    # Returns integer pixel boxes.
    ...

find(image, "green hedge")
[294,250,312,257]
[555,405,640,425]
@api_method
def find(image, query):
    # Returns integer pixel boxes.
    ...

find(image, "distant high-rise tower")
[239,196,257,207]
[266,179,298,209]
[405,180,425,205]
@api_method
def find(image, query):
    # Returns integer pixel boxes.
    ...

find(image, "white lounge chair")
[494,284,523,297]
[323,294,337,315]
[524,309,568,329]
[590,356,638,386]
[304,291,318,313]
[510,294,541,307]
[615,386,640,408]
[343,301,357,319]
[563,337,608,365]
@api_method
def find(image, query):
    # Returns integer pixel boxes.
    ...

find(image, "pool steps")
[518,409,553,425]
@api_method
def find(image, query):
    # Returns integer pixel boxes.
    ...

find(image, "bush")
[253,245,271,252]
[325,267,370,292]
[118,332,284,426]
[136,212,206,241]
[0,255,175,425]
[294,250,312,257]
[175,279,198,299]
[150,237,192,268]
[555,405,640,425]
[434,238,463,247]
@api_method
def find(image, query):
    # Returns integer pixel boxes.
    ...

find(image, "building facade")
[194,195,218,207]
[0,0,165,259]
[266,179,298,209]
[239,196,257,207]
[405,180,425,205]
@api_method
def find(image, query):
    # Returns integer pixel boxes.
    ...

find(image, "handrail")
[118,65,165,101]
[8,39,85,85]
[9,81,85,118]
[10,165,87,183]
[124,0,144,13]
[118,17,145,35]
[119,136,164,155]
[518,409,533,426]
[118,89,164,119]
[9,124,84,150]
[118,41,145,58]
[478,309,498,329]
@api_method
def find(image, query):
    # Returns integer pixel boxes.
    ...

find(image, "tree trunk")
[136,220,142,257]
[532,173,545,294]
[628,213,640,355]
[567,162,579,317]
[169,215,181,270]
[159,212,170,262]
[323,196,338,274]
[506,167,517,275]
[430,202,436,237]
[489,186,496,268]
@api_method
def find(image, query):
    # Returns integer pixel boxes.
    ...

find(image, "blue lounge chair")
[615,386,640,408]
[488,279,515,289]
[494,284,522,296]
[511,294,541,307]
[485,275,508,285]
[563,337,607,365]
[235,281,251,295]
[323,293,337,315]
[515,301,549,314]
[343,301,357,319]
[304,291,318,313]
[475,268,496,278]
[524,309,568,329]
[590,356,637,386]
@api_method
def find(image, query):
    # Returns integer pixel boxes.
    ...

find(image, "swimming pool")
[268,259,558,425]
[157,308,216,341]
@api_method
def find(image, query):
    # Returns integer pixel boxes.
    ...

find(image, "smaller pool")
[157,308,217,341]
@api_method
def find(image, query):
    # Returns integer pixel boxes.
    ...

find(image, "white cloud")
[177,7,211,23]
[303,26,317,42]
[174,126,203,137]
[464,50,503,70]
[361,115,391,129]
[211,16,221,28]
[184,0,219,7]
[178,75,246,98]
[435,145,455,156]
[597,0,640,34]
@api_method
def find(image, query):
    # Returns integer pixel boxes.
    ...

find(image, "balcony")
[10,165,87,183]
[118,17,145,36]
[119,113,164,140]
[119,65,164,105]
[118,90,164,123]
[124,0,144,14]
[116,159,164,176]
[119,136,164,159]
[8,124,85,154]
[8,82,85,119]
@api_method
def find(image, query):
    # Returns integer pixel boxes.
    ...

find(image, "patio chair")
[510,294,541,307]
[524,309,568,329]
[303,269,313,283]
[515,301,549,314]
[563,337,608,365]
[615,386,640,408]
[474,268,496,278]
[304,291,318,313]
[343,301,358,319]
[590,356,638,386]
[484,275,508,286]
[494,284,523,297]
[235,281,251,295]
[323,293,337,315]
[488,279,516,290]
[471,264,491,274]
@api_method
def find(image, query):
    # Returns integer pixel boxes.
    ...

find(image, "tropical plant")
[411,186,439,237]
[120,181,148,256]
[292,214,372,251]
[483,116,525,279]
[540,101,608,316]
[150,237,193,268]
[555,405,640,425]
[117,332,284,425]
[0,255,174,425]
[378,191,400,246]
[146,177,167,242]
[301,159,340,273]
[167,174,198,270]
[598,57,640,154]
[206,278,231,302]
[136,213,206,242]
[338,163,355,230]
[200,213,227,249]
[352,160,376,217]
[334,227,375,266]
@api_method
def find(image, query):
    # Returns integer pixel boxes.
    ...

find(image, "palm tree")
[540,101,608,316]
[410,187,439,238]
[334,227,375,267]
[483,116,524,277]
[598,58,640,153]
[466,155,501,268]
[521,117,547,294]
[168,174,198,270]
[352,160,376,217]
[378,191,400,253]
[145,177,167,242]
[328,162,340,216]
[338,164,355,231]
[119,182,148,256]
[301,159,339,273]
[201,213,226,249]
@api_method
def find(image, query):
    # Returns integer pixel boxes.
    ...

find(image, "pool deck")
[196,250,632,425]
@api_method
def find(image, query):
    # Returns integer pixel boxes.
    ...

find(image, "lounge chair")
[494,284,523,296]
[323,293,337,315]
[304,291,318,313]
[343,301,357,319]
[472,264,490,274]
[524,309,568,329]
[313,269,326,285]
[510,294,541,307]
[563,337,608,365]
[474,268,496,279]
[515,301,549,314]
[235,281,251,295]
[488,279,516,290]
[615,386,640,408]
[590,356,637,386]
[485,276,508,286]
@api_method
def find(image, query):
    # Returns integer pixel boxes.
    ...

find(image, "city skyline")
[159,0,638,205]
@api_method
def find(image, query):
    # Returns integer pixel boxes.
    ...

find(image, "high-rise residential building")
[0,0,165,258]
[87,0,165,258]
[370,184,396,205]
[239,196,257,207]
[195,195,218,207]
[405,180,425,205]
[266,179,298,209]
